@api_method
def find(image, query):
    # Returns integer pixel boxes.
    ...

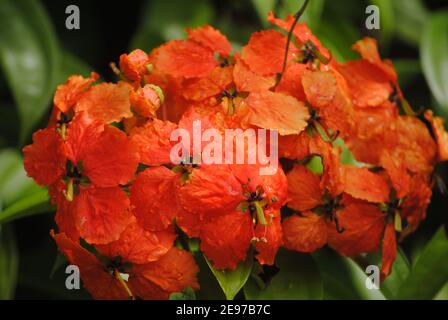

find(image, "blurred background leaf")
[0,224,18,299]
[397,227,448,299]
[244,249,323,300]
[0,0,60,144]
[421,10,448,117]
[313,248,385,299]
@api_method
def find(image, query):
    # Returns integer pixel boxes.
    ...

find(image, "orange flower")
[52,231,198,300]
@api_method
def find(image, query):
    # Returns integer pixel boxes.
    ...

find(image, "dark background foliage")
[0,0,447,299]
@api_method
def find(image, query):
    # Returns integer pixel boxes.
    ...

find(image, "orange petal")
[79,125,139,187]
[199,211,253,270]
[246,91,310,135]
[287,164,322,212]
[182,66,233,102]
[130,119,177,166]
[275,63,307,101]
[241,30,294,76]
[424,110,448,162]
[328,198,385,256]
[73,186,133,245]
[119,49,150,82]
[23,128,66,186]
[267,11,329,57]
[380,222,397,279]
[96,219,175,265]
[130,167,179,231]
[75,82,132,123]
[380,152,410,199]
[282,212,327,253]
[52,232,128,300]
[187,25,231,57]
[254,211,283,265]
[233,58,275,93]
[53,72,99,113]
[178,164,245,219]
[343,166,390,203]
[129,247,199,300]
[155,40,218,78]
[337,60,393,108]
[130,85,161,118]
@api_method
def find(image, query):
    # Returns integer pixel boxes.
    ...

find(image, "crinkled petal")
[381,222,397,279]
[246,91,309,135]
[282,212,327,253]
[96,219,175,264]
[130,167,179,231]
[155,40,217,78]
[287,164,322,212]
[241,30,294,76]
[129,248,199,299]
[187,25,231,57]
[75,82,132,123]
[200,211,253,270]
[23,128,66,186]
[73,186,133,244]
[343,166,390,203]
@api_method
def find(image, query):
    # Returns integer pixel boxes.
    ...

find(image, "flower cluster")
[23,12,448,299]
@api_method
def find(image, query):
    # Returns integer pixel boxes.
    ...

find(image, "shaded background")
[0,0,447,299]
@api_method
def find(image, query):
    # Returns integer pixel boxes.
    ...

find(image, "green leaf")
[312,248,386,300]
[244,249,323,300]
[0,149,51,223]
[0,188,53,224]
[0,149,43,208]
[317,18,360,62]
[0,224,18,299]
[421,11,448,112]
[204,251,253,300]
[396,227,448,299]
[358,248,411,299]
[392,0,428,46]
[169,287,196,300]
[251,0,276,26]
[0,0,60,144]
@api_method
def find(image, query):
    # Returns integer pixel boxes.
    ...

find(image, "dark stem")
[275,0,310,87]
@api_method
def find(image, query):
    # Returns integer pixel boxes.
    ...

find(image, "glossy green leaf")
[421,11,448,112]
[0,149,51,223]
[397,227,448,299]
[244,249,323,300]
[0,188,52,224]
[0,149,42,208]
[359,247,411,299]
[205,251,253,300]
[392,0,428,46]
[312,248,386,300]
[0,224,18,299]
[0,0,60,144]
